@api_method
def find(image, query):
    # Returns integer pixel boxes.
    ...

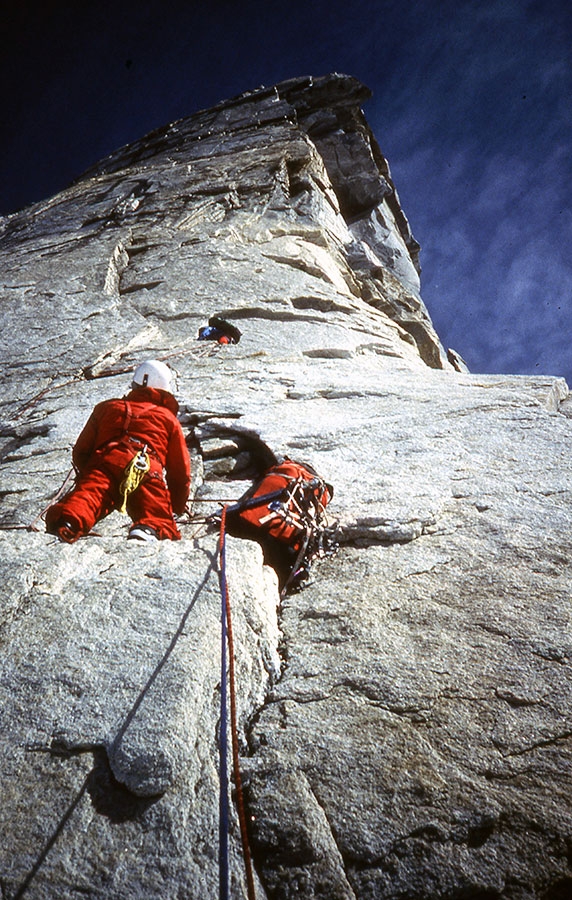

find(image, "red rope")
[27,467,76,532]
[219,506,257,900]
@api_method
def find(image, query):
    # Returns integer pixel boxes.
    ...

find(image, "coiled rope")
[118,447,150,514]
[218,505,256,900]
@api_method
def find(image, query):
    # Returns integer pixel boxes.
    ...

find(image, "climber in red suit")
[45,360,191,543]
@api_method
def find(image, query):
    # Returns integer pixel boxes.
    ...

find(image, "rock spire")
[1,74,571,899]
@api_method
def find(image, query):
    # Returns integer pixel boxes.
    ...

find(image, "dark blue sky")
[3,0,571,382]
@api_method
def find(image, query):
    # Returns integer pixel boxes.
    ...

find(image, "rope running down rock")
[218,505,256,900]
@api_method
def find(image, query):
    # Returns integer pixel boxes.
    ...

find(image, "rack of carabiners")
[256,475,324,534]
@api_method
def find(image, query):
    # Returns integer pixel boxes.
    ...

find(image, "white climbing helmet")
[132,359,174,393]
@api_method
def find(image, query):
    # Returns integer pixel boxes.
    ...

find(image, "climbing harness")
[218,506,257,900]
[118,446,150,514]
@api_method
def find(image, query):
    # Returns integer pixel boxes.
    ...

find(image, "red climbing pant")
[45,447,181,541]
[45,386,190,542]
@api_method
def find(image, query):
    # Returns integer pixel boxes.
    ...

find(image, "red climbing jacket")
[231,460,332,552]
[224,459,335,594]
[45,386,191,541]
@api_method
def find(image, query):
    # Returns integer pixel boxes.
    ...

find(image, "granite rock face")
[1,74,572,899]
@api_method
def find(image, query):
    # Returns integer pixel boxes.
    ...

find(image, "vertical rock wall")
[1,74,571,899]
